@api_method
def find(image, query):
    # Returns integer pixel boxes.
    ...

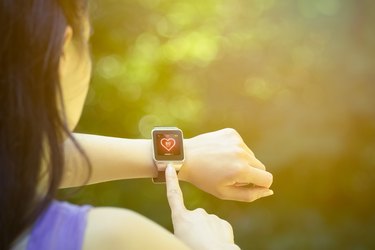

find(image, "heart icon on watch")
[160,138,176,152]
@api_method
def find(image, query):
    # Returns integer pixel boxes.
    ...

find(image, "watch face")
[152,129,184,161]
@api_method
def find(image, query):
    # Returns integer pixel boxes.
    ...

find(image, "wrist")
[151,127,185,183]
[126,138,157,178]
[177,138,193,182]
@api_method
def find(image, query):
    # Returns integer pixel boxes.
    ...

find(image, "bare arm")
[62,129,274,203]
[61,133,156,188]
[81,165,239,250]
[83,207,191,250]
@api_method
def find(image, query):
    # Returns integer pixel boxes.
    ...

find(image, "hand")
[166,165,240,250]
[178,128,273,202]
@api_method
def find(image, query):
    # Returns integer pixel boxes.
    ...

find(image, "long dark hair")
[0,0,88,248]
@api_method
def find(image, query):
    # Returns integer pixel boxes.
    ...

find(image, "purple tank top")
[27,200,91,250]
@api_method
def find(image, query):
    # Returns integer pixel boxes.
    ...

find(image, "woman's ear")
[62,26,73,57]
[60,26,74,77]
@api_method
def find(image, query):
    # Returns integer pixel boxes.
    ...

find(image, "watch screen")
[152,129,184,161]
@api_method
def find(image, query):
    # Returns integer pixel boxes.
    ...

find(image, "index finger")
[165,164,186,214]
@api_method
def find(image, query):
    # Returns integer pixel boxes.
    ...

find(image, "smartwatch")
[151,127,185,183]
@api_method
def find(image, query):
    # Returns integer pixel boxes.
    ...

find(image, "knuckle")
[209,214,220,221]
[167,193,175,201]
[227,146,246,160]
[222,220,233,231]
[229,127,238,134]
[224,127,236,133]
[167,190,178,200]
[223,128,239,137]
[223,163,243,182]
[194,208,206,215]
[232,145,244,155]
[168,188,177,194]
[233,161,247,173]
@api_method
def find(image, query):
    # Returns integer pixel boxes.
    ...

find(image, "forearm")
[61,133,157,188]
[60,129,274,203]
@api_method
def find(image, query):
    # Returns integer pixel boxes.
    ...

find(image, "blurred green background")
[61,0,375,249]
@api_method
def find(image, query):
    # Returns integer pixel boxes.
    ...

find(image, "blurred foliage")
[61,0,375,249]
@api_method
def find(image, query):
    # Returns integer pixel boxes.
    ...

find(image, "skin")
[59,17,273,249]
[166,165,240,250]
[59,24,91,130]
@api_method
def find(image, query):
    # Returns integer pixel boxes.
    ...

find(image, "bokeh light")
[61,0,375,248]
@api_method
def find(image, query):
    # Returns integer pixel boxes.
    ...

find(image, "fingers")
[239,144,266,171]
[241,166,273,188]
[237,144,272,187]
[248,157,266,171]
[165,164,186,215]
[223,186,274,202]
[220,128,266,171]
[218,218,235,242]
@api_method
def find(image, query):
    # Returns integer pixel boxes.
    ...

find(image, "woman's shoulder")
[82,207,190,250]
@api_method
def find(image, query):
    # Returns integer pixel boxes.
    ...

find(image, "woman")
[0,0,274,249]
